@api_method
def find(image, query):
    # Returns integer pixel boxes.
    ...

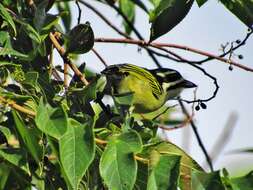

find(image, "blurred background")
[52,1,253,175]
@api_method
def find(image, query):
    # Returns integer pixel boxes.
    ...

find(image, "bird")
[101,64,197,113]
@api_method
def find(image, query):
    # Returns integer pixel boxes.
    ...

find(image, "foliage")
[0,0,252,190]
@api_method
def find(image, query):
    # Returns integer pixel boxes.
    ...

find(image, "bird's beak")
[182,80,197,88]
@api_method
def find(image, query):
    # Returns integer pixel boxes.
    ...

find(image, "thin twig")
[179,99,214,171]
[49,32,89,86]
[64,63,68,90]
[80,0,130,39]
[92,48,108,67]
[109,3,162,68]
[75,0,82,25]
[95,38,253,72]
[204,112,238,168]
[0,96,36,117]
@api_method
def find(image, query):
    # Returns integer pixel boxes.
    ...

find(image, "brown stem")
[49,32,89,86]
[95,38,253,72]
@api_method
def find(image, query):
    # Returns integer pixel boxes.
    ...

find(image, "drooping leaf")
[12,111,43,163]
[219,0,253,28]
[0,3,17,36]
[119,0,136,35]
[149,0,194,41]
[66,22,94,54]
[147,154,181,190]
[59,118,95,189]
[35,98,68,140]
[191,170,225,190]
[100,130,142,190]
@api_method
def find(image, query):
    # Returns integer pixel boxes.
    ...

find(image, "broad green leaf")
[196,0,208,7]
[119,0,136,35]
[0,3,16,36]
[219,0,253,28]
[12,111,42,163]
[147,154,180,190]
[229,171,253,190]
[0,148,29,174]
[100,131,142,190]
[149,0,194,41]
[17,20,41,44]
[59,118,95,189]
[66,23,94,54]
[35,99,68,139]
[22,71,41,92]
[191,170,225,190]
[145,141,203,190]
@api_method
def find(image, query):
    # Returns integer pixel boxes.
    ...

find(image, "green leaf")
[145,141,203,190]
[35,99,68,140]
[12,111,42,163]
[149,0,194,41]
[0,148,29,174]
[59,118,95,189]
[0,48,29,60]
[0,3,17,36]
[0,31,12,48]
[229,171,253,190]
[100,131,142,190]
[196,0,208,7]
[147,154,181,190]
[219,0,253,28]
[191,170,225,190]
[56,1,71,32]
[0,125,11,141]
[66,22,94,54]
[119,0,136,35]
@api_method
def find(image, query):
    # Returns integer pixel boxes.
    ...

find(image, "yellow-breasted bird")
[101,64,196,113]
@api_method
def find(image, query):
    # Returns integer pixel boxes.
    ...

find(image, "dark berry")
[236,39,241,44]
[238,55,243,59]
[200,102,207,109]
[229,65,233,71]
[195,105,200,111]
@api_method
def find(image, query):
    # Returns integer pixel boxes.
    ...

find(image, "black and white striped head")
[150,68,197,99]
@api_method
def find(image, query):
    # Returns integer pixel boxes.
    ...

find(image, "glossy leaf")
[59,118,95,189]
[66,23,94,54]
[12,111,42,163]
[35,99,68,140]
[0,3,16,36]
[191,170,225,190]
[149,0,194,41]
[119,0,136,35]
[100,131,142,190]
[147,154,180,190]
